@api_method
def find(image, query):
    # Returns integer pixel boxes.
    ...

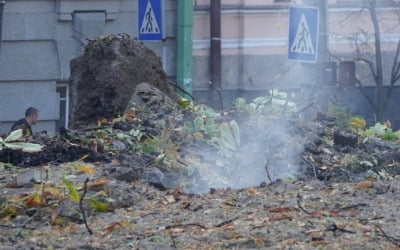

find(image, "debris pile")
[69,34,176,128]
[1,34,400,248]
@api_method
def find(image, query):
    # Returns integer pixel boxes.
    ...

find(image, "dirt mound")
[69,34,177,128]
[2,89,400,248]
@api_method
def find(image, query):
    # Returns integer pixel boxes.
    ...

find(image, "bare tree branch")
[356,58,378,80]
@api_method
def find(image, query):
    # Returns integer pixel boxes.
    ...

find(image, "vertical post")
[0,0,4,133]
[318,0,328,79]
[0,0,5,54]
[318,0,329,112]
[210,0,222,109]
[304,0,329,111]
[176,0,194,99]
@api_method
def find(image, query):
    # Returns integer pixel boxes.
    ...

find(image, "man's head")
[25,107,39,125]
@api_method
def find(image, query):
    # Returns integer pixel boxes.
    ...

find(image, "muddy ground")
[2,34,399,249]
[1,177,399,249]
[1,101,400,249]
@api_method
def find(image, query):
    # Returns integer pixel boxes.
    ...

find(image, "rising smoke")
[185,93,310,194]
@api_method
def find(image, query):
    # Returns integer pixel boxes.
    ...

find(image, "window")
[274,0,291,3]
[56,83,69,131]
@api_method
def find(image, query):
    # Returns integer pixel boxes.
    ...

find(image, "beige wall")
[192,0,400,92]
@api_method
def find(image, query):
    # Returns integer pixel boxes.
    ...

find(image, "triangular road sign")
[140,0,161,34]
[290,14,314,54]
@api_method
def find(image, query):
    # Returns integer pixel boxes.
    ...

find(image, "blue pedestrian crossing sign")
[138,0,163,41]
[288,6,319,63]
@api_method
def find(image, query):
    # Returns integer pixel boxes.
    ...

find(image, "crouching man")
[10,107,39,137]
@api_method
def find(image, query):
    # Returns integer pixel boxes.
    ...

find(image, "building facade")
[0,0,177,134]
[1,0,400,133]
[192,0,400,121]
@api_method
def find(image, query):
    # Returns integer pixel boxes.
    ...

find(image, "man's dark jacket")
[10,118,32,136]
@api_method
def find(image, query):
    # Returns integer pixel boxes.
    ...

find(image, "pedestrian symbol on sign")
[288,6,319,63]
[140,1,160,34]
[290,14,314,54]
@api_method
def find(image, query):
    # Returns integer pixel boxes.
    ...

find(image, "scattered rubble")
[1,84,400,248]
[1,35,400,248]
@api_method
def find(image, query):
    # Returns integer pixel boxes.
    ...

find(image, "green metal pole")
[176,0,194,99]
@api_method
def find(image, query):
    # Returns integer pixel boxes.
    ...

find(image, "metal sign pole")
[0,0,5,56]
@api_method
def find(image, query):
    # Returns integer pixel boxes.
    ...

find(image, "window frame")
[56,83,70,130]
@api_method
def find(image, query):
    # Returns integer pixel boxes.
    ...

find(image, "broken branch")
[338,203,367,211]
[326,223,356,234]
[214,216,239,228]
[375,225,400,247]
[80,177,93,235]
[165,222,208,230]
[168,80,196,101]
[264,159,272,183]
[297,198,310,215]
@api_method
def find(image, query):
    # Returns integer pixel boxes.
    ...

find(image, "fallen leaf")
[111,159,120,164]
[78,154,90,161]
[225,232,244,239]
[246,187,258,196]
[321,210,340,217]
[173,187,187,201]
[88,199,109,212]
[170,227,185,233]
[309,212,321,218]
[250,234,265,247]
[354,181,374,189]
[164,195,176,204]
[310,241,328,247]
[87,178,108,190]
[124,110,135,121]
[269,213,292,221]
[24,193,41,207]
[268,207,296,213]
[106,222,122,232]
[222,199,236,207]
[349,222,373,233]
[62,178,80,202]
[71,163,95,174]
[42,186,63,200]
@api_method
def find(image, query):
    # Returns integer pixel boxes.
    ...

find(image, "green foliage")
[343,154,361,171]
[0,129,43,153]
[139,129,175,154]
[87,35,116,57]
[329,103,351,128]
[139,129,185,170]
[381,131,400,140]
[178,96,192,109]
[182,117,221,138]
[363,122,400,140]
[209,121,241,158]
[348,117,366,133]
[235,89,297,116]
[235,97,247,113]
[88,198,109,212]
[62,178,80,202]
[365,122,387,136]
[332,107,400,141]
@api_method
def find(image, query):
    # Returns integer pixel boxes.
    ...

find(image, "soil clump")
[69,34,176,128]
